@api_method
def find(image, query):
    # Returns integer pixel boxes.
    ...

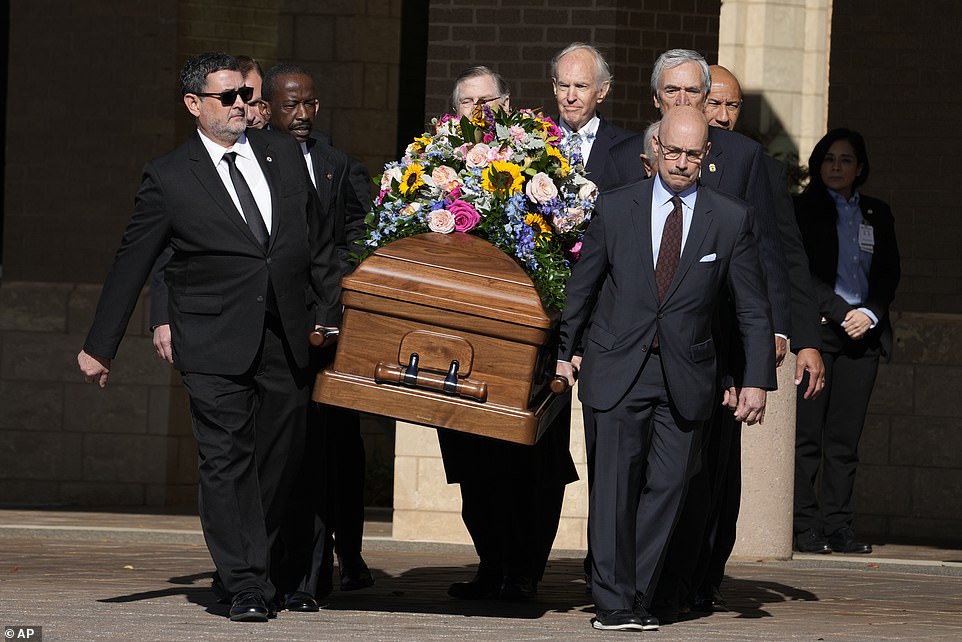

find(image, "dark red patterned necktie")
[655,195,683,302]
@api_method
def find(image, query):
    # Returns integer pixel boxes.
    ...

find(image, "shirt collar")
[197,128,253,164]
[654,173,698,207]
[827,188,860,208]
[561,114,600,138]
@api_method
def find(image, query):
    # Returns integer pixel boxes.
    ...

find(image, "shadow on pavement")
[96,559,820,622]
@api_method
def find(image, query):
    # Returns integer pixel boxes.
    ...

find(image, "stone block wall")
[0,281,195,506]
[856,312,962,542]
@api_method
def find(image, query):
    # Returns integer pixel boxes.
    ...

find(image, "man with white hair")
[551,42,635,187]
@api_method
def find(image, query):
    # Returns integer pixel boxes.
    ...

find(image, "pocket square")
[699,253,717,262]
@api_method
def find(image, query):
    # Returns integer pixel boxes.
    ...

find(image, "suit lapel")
[585,117,611,178]
[661,188,714,304]
[700,129,725,189]
[248,132,281,252]
[631,179,659,303]
[187,133,262,247]
[308,138,334,212]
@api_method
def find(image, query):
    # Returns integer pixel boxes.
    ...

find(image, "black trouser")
[794,348,879,535]
[182,315,309,602]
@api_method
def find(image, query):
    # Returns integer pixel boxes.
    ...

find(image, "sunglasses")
[195,86,255,106]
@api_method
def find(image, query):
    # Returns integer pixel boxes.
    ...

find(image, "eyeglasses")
[195,86,255,106]
[458,96,502,107]
[657,138,706,162]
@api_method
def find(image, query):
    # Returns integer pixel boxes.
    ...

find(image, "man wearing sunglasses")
[77,52,341,623]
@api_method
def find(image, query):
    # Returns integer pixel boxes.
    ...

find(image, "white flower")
[428,209,456,233]
[380,166,403,191]
[464,143,492,169]
[525,172,558,204]
[578,179,598,202]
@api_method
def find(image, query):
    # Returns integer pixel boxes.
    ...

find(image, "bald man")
[556,106,775,632]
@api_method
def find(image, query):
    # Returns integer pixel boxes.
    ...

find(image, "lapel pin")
[266,156,273,162]
[326,172,334,180]
[708,163,716,172]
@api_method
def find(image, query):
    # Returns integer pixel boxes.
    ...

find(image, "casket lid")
[344,233,554,329]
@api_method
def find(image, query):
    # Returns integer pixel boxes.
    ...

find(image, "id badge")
[858,223,875,253]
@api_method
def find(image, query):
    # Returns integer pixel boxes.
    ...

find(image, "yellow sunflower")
[546,145,571,176]
[481,161,524,195]
[399,163,425,196]
[525,213,553,245]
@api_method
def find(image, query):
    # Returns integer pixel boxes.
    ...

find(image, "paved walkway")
[1,509,961,641]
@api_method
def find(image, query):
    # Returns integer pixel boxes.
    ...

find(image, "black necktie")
[223,151,269,251]
[655,195,683,302]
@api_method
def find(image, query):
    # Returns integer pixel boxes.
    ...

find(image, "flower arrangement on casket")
[360,105,598,311]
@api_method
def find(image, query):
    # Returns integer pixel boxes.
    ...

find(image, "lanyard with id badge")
[858,211,875,254]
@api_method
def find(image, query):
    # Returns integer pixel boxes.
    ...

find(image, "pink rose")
[525,172,558,204]
[464,143,492,169]
[431,165,461,192]
[482,132,495,144]
[428,208,456,234]
[448,199,481,232]
[541,117,563,143]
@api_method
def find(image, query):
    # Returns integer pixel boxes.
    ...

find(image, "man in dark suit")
[439,66,579,602]
[260,63,375,608]
[77,52,341,622]
[150,53,270,362]
[596,50,791,616]
[556,106,776,632]
[551,43,635,187]
[677,65,826,612]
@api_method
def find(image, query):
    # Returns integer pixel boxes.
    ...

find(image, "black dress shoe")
[500,575,537,600]
[592,609,645,631]
[339,555,375,591]
[229,591,274,622]
[827,527,873,554]
[448,575,500,600]
[692,585,728,612]
[283,591,320,612]
[794,527,832,553]
[633,595,661,630]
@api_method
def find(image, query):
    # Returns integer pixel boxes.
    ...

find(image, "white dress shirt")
[650,174,697,265]
[197,129,273,233]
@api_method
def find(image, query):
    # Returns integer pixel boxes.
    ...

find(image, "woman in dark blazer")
[792,128,901,555]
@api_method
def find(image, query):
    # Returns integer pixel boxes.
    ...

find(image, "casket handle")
[309,328,339,347]
[549,376,570,394]
[374,361,488,403]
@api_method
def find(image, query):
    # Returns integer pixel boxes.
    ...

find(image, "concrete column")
[718,0,833,158]
[718,0,832,558]
[732,352,798,559]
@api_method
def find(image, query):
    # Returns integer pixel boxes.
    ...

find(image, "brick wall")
[424,0,720,136]
[827,1,961,314]
[275,0,402,181]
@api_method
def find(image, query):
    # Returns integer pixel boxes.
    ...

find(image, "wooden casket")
[312,232,570,445]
